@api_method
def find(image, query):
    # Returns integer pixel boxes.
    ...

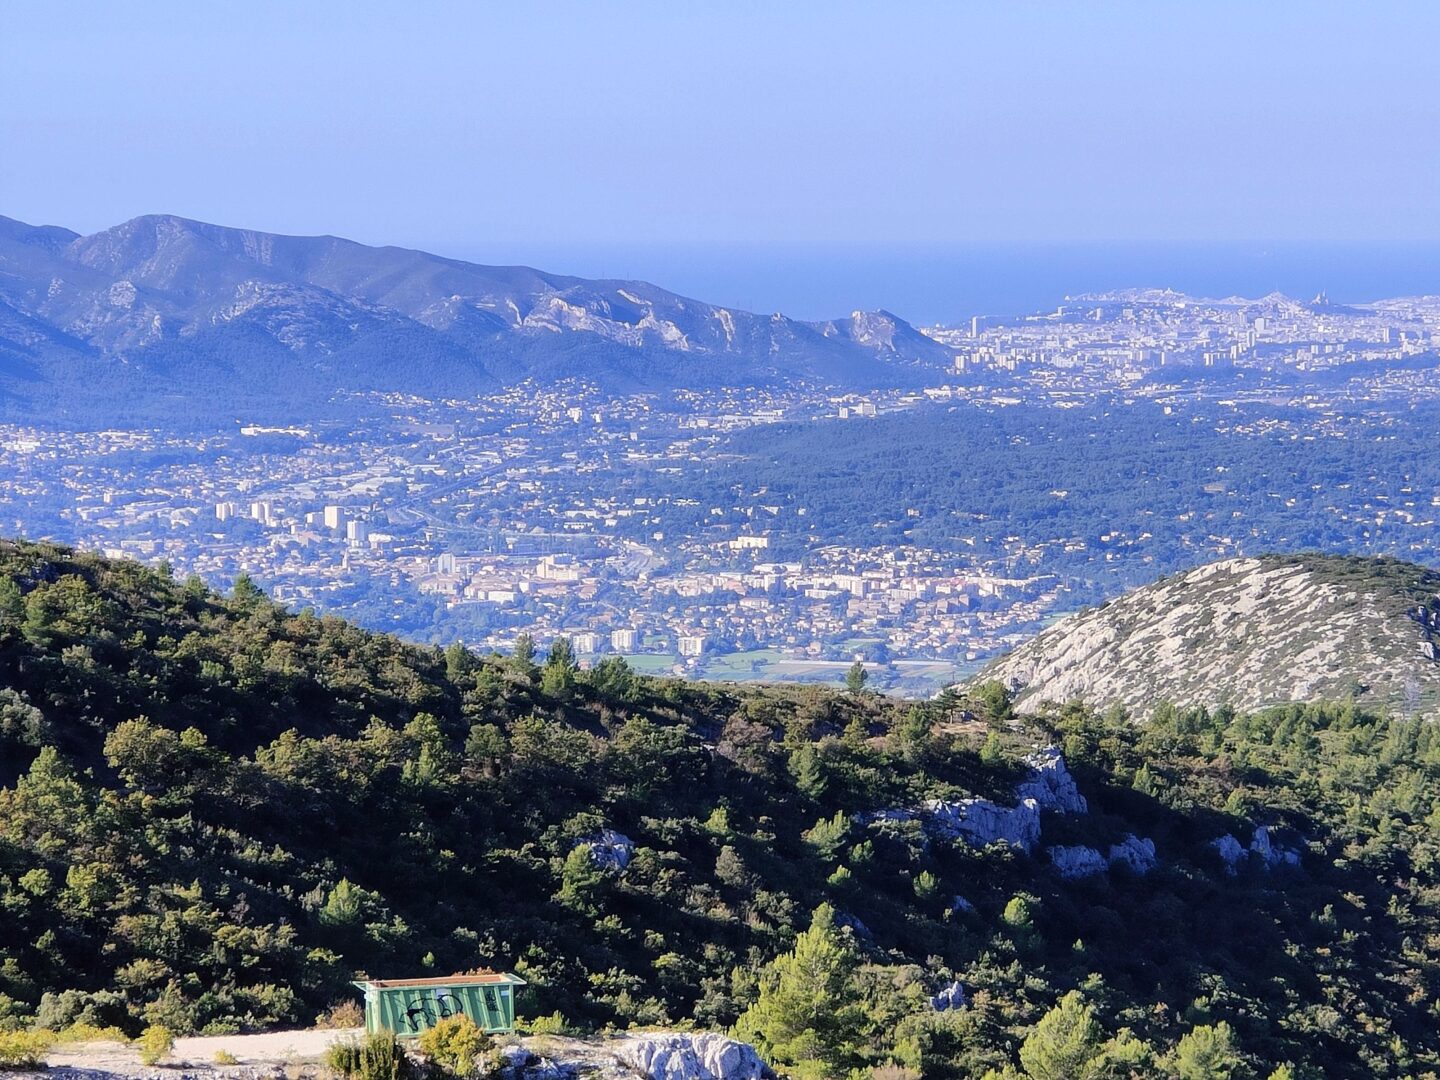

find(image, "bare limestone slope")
[977,554,1440,716]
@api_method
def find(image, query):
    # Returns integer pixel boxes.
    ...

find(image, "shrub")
[316,1000,366,1030]
[327,1031,413,1080]
[0,1030,56,1070]
[214,1049,239,1065]
[34,989,128,1033]
[523,1012,569,1036]
[53,1023,129,1045]
[417,1015,490,1078]
[135,1025,175,1066]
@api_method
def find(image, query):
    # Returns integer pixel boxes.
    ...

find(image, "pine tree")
[1170,1022,1242,1080]
[542,636,577,701]
[733,903,865,1076]
[444,641,475,684]
[555,846,606,916]
[230,572,262,605]
[512,632,537,672]
[845,661,868,695]
[1017,990,1102,1080]
[789,743,829,800]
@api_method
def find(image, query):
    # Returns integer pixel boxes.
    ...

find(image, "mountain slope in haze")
[3,539,1440,1077]
[0,214,952,420]
[978,554,1440,716]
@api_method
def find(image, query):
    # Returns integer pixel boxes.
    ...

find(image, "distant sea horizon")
[446,240,1440,327]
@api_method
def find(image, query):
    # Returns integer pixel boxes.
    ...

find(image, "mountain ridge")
[0,213,952,420]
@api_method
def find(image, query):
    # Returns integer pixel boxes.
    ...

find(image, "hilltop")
[0,214,949,421]
[978,554,1440,717]
[2,540,1440,1077]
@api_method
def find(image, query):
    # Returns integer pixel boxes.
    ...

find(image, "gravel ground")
[29,1028,365,1078]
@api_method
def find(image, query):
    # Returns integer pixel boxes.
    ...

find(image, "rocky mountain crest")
[977,553,1440,716]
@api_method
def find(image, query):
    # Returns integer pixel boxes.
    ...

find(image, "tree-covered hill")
[2,539,1440,1078]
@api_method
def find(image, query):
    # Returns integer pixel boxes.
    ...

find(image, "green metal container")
[353,973,526,1037]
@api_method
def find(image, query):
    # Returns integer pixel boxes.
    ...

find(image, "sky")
[5,2,1440,319]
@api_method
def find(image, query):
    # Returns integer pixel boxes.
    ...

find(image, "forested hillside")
[2,540,1440,1078]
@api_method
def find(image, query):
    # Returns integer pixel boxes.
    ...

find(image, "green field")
[613,648,980,697]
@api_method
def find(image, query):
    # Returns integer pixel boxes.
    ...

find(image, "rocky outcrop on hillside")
[577,829,635,871]
[616,1033,766,1080]
[869,746,1090,853]
[977,555,1440,716]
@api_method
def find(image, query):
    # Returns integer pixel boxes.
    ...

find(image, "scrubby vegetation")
[2,540,1440,1077]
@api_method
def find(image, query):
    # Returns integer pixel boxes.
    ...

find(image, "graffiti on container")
[403,992,465,1031]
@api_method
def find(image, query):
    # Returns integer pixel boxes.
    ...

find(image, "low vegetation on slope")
[1,540,1440,1077]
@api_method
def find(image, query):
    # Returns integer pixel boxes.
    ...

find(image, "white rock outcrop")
[1107,834,1158,874]
[1048,844,1107,879]
[1018,747,1089,814]
[578,830,636,872]
[930,980,968,1011]
[867,748,1087,855]
[617,1033,766,1080]
[1210,833,1246,873]
[926,796,1042,852]
[1249,825,1301,868]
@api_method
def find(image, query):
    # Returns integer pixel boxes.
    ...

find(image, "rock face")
[1048,845,1107,879]
[1107,834,1158,875]
[1210,826,1301,874]
[578,830,635,872]
[1211,834,1247,873]
[1018,746,1089,814]
[975,555,1440,716]
[1249,825,1302,868]
[926,796,1043,852]
[930,980,968,1011]
[872,746,1087,855]
[616,1034,766,1080]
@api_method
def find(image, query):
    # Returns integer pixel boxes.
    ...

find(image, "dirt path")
[42,1028,364,1073]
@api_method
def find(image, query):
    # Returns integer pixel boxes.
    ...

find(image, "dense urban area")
[5,289,1440,694]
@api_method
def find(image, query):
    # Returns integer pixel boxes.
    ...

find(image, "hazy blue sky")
[5,2,1440,317]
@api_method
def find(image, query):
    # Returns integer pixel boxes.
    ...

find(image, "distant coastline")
[444,240,1440,326]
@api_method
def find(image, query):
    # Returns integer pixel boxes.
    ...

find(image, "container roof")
[354,972,526,989]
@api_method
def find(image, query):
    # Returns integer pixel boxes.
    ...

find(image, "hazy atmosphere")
[6,2,1440,317]
[5,5,1440,1079]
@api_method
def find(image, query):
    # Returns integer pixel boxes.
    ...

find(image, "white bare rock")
[1018,747,1089,814]
[925,796,1042,852]
[976,555,1440,717]
[1249,825,1302,868]
[616,1033,766,1080]
[1048,844,1107,879]
[930,980,968,1011]
[1107,834,1158,874]
[1210,834,1246,873]
[578,829,636,871]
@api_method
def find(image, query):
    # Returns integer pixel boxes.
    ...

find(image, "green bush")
[135,1025,175,1066]
[522,1012,569,1036]
[327,1031,413,1080]
[0,1030,56,1070]
[417,1015,491,1078]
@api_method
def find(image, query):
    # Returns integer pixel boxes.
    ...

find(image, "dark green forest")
[2,540,1439,1078]
[629,397,1440,597]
